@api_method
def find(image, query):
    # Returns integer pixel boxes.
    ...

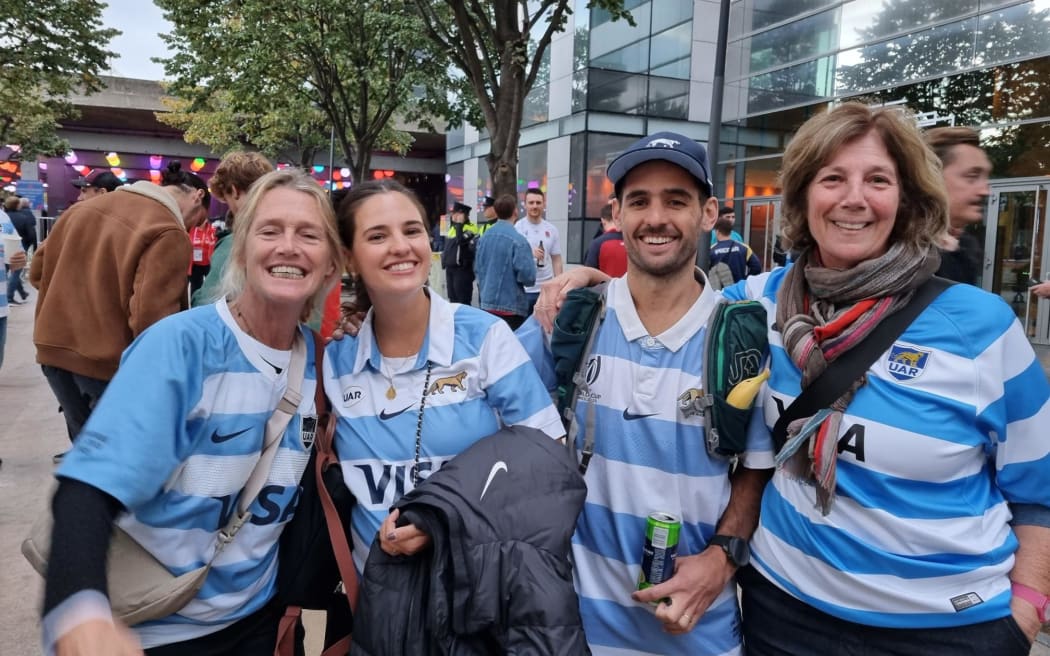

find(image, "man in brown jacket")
[31,167,207,460]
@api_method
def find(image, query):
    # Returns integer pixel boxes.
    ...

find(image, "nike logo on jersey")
[211,427,252,443]
[480,461,507,501]
[379,406,413,420]
[623,408,658,421]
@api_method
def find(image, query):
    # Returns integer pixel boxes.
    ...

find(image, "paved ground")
[1,291,1048,654]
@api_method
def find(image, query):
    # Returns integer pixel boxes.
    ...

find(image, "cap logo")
[647,138,680,149]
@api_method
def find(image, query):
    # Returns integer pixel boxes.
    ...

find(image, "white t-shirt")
[514,218,561,293]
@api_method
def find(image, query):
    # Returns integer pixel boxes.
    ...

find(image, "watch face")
[728,538,750,567]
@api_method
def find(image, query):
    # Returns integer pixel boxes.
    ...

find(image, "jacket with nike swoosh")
[350,425,590,656]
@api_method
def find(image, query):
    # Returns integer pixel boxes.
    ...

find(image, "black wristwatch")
[709,534,750,568]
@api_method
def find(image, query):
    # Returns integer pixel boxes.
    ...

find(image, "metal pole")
[328,124,336,191]
[697,0,732,273]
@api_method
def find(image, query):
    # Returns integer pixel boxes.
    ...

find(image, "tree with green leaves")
[411,0,632,197]
[156,0,462,182]
[0,0,118,160]
[157,90,329,169]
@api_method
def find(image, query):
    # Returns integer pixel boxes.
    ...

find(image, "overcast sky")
[101,1,173,80]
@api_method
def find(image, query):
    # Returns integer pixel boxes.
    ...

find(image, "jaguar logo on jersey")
[342,385,364,406]
[426,370,468,395]
[300,416,318,449]
[886,344,930,381]
[678,388,704,418]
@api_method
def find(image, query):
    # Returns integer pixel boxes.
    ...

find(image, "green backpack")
[550,284,768,473]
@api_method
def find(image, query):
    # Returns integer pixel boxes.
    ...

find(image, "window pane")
[446,161,464,214]
[587,69,648,114]
[573,69,588,112]
[517,142,549,197]
[522,83,549,128]
[732,0,839,34]
[647,76,690,119]
[569,133,587,218]
[747,7,838,74]
[592,0,648,29]
[836,18,978,95]
[591,2,651,59]
[650,21,693,72]
[652,0,693,33]
[747,56,835,113]
[586,133,637,215]
[592,40,650,73]
[651,57,691,79]
[976,1,1050,67]
[839,0,978,49]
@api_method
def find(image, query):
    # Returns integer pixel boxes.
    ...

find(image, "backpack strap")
[550,283,608,474]
[275,333,358,656]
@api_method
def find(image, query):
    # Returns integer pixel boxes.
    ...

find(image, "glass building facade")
[446,1,1050,342]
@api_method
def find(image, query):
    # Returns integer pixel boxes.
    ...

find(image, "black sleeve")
[43,479,123,615]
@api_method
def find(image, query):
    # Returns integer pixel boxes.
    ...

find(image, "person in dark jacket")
[441,201,478,305]
[7,196,37,252]
[350,426,588,656]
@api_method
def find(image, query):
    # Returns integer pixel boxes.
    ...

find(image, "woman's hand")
[1031,281,1050,299]
[379,508,431,556]
[534,267,610,333]
[1010,596,1040,644]
[329,303,366,341]
[56,619,143,656]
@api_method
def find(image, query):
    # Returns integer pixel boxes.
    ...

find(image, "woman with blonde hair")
[42,168,343,656]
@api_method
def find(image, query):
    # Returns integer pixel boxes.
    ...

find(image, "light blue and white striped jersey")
[517,273,775,656]
[57,298,318,647]
[323,291,563,572]
[724,268,1050,628]
[0,209,13,319]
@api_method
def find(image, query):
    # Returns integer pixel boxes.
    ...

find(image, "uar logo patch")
[886,344,930,381]
[300,416,318,449]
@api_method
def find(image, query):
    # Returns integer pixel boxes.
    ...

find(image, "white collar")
[350,289,456,374]
[607,268,721,352]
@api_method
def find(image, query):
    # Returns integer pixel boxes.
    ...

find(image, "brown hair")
[494,193,517,220]
[923,126,982,167]
[210,151,273,202]
[216,168,343,321]
[779,102,949,254]
[4,196,19,211]
[336,179,428,313]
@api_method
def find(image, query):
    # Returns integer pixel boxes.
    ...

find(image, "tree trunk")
[487,149,518,199]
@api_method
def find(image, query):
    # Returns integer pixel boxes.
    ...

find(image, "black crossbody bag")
[772,276,954,450]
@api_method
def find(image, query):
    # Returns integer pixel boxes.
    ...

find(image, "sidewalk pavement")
[1,292,1048,654]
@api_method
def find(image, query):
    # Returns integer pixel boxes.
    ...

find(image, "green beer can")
[638,511,680,591]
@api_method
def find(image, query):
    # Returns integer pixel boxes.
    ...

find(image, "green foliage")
[0,0,118,158]
[155,0,459,180]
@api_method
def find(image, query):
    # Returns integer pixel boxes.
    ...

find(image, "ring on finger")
[680,613,692,625]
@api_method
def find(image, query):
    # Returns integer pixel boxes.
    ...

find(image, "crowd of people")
[6,100,1050,656]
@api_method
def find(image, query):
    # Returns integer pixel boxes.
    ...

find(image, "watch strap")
[709,534,747,567]
[1012,581,1049,624]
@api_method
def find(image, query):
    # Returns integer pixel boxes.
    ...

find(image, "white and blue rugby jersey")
[56,298,318,647]
[724,268,1050,629]
[324,292,563,572]
[517,273,775,656]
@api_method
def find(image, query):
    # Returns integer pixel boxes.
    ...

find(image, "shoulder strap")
[772,277,953,449]
[216,331,307,552]
[310,332,359,616]
[550,283,608,474]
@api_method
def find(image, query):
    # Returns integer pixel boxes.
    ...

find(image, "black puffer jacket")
[350,426,589,655]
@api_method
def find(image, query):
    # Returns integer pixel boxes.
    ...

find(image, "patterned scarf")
[775,241,940,514]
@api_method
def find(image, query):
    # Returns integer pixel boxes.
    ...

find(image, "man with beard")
[924,127,992,285]
[516,132,772,655]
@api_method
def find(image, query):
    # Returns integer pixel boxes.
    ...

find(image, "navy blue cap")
[452,202,472,216]
[606,132,712,196]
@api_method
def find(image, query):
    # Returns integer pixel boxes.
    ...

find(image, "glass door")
[984,185,1050,343]
[743,197,783,271]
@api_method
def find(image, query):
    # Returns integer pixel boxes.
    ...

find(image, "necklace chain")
[234,305,257,340]
[410,361,433,486]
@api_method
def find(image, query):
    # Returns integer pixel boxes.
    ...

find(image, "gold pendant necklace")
[380,357,398,399]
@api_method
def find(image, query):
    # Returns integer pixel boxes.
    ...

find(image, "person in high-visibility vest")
[441,201,479,305]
